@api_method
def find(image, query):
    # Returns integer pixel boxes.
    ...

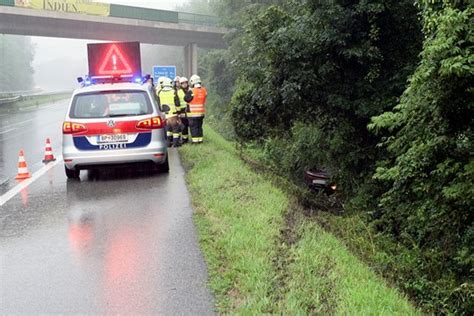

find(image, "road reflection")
[66,175,159,314]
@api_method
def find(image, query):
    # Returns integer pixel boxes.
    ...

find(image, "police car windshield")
[70,90,153,119]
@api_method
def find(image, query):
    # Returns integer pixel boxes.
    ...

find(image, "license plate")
[97,134,128,144]
[312,179,327,185]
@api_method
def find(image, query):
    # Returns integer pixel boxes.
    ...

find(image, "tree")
[230,0,422,197]
[0,35,35,92]
[369,1,473,312]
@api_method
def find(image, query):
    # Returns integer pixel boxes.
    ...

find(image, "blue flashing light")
[85,79,92,85]
[134,77,142,83]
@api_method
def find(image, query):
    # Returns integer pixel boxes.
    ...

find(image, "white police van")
[62,42,168,179]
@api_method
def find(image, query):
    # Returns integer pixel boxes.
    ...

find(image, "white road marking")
[1,118,35,130]
[0,156,62,207]
[0,128,16,135]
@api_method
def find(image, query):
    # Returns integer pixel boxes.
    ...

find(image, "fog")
[31,0,193,92]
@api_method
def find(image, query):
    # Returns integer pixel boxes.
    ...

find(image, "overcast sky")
[31,0,190,90]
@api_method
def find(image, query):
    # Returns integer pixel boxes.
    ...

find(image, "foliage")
[200,0,472,312]
[0,35,35,91]
[230,0,422,195]
[369,0,473,313]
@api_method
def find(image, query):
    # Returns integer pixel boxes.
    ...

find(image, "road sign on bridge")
[153,66,177,83]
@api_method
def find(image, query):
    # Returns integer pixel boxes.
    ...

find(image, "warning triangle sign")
[98,44,133,75]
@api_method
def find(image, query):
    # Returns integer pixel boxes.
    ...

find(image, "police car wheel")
[156,156,169,173]
[65,166,80,179]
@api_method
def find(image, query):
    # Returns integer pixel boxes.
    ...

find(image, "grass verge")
[179,125,419,314]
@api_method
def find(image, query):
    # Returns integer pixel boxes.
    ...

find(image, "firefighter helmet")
[189,74,201,87]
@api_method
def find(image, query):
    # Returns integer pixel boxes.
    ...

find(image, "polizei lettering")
[99,143,127,150]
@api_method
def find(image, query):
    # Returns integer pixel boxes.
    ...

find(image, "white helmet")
[179,77,189,84]
[161,77,173,88]
[157,76,167,87]
[173,76,181,86]
[189,74,202,87]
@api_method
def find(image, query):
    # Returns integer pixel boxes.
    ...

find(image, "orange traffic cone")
[42,138,56,163]
[15,150,31,179]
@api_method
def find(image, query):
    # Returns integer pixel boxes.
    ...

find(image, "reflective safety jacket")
[177,89,187,116]
[188,86,207,118]
[177,88,193,118]
[158,88,178,119]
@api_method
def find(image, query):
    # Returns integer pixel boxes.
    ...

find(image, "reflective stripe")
[189,104,205,113]
[191,137,203,143]
[187,112,205,118]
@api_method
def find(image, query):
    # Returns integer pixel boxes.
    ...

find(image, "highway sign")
[153,66,177,83]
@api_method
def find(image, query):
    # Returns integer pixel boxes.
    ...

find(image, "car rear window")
[70,90,153,118]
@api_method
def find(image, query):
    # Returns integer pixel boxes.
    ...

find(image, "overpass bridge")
[0,1,228,77]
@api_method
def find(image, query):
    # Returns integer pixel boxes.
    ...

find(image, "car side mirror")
[161,104,170,112]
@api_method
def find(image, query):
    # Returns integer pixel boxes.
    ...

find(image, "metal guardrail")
[0,89,42,98]
[0,95,21,105]
[0,90,71,106]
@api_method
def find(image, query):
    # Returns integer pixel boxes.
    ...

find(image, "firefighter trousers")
[166,116,181,147]
[188,116,204,143]
[180,116,189,142]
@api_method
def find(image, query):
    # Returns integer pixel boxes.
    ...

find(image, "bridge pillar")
[184,43,198,78]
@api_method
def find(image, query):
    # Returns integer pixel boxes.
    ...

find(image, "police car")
[62,42,168,179]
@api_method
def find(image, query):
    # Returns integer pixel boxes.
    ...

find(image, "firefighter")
[177,76,193,144]
[173,76,181,91]
[155,76,167,95]
[188,75,207,144]
[157,77,181,147]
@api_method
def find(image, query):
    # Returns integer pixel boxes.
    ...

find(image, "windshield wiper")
[107,113,149,117]
[108,114,132,117]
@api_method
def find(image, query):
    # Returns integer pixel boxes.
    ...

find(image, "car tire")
[156,156,169,173]
[65,166,80,179]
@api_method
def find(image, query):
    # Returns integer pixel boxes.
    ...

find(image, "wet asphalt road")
[0,100,66,186]
[0,103,214,314]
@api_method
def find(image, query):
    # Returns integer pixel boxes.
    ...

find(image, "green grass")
[283,218,418,315]
[179,125,419,315]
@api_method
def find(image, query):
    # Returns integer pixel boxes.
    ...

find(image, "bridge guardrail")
[1,1,220,27]
[178,12,220,27]
[109,4,179,24]
[0,0,14,7]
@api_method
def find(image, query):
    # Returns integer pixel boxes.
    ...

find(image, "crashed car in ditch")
[304,169,337,194]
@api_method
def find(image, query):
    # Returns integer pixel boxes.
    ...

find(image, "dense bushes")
[229,1,422,197]
[369,1,473,312]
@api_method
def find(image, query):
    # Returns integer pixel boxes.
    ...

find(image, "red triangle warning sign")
[98,44,133,75]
